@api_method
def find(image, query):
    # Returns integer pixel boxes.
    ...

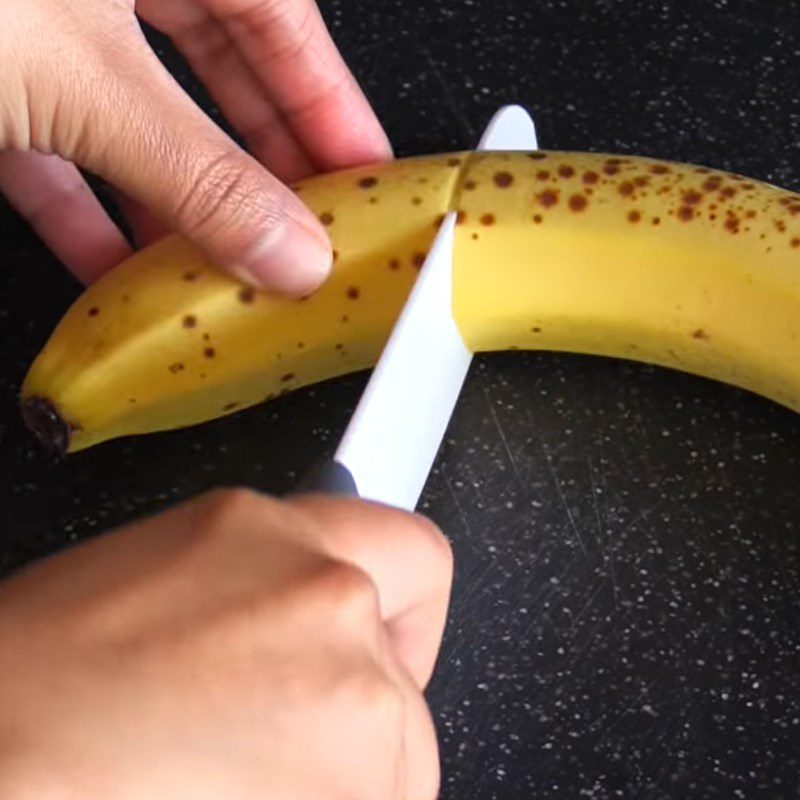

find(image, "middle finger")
[140,6,316,182]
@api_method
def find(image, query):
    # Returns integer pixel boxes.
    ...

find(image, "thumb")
[62,34,332,296]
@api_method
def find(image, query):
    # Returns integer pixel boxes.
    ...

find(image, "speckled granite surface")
[2,1,800,797]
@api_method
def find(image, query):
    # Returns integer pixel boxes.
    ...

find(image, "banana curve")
[19,150,800,453]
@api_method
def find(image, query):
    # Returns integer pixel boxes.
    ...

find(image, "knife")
[301,105,539,510]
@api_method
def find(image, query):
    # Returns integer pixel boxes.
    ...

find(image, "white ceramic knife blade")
[324,105,538,510]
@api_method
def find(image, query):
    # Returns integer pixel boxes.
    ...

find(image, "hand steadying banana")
[20,149,800,454]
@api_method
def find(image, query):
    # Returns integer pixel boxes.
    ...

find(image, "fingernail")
[235,220,333,296]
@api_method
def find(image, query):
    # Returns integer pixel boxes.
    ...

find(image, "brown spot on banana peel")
[725,213,741,234]
[618,181,634,197]
[537,189,559,208]
[569,194,588,212]
[682,189,703,205]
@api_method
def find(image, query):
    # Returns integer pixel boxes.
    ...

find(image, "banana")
[20,150,800,453]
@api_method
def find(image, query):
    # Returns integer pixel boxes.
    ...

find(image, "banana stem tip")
[21,397,72,456]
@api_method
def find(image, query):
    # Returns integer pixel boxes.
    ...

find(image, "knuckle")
[197,487,270,532]
[240,0,311,37]
[176,149,284,246]
[266,6,316,64]
[332,663,405,743]
[310,561,381,632]
[355,669,405,730]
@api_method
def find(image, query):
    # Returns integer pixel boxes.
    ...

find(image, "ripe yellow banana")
[20,150,800,453]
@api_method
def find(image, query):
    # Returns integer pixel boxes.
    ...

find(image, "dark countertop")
[2,1,800,797]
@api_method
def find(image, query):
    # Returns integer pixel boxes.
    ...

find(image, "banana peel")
[20,150,800,453]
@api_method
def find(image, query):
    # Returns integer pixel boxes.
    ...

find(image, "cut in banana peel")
[21,150,800,453]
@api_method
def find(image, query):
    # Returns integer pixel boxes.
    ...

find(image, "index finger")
[288,495,453,689]
[0,151,133,283]
[204,0,393,170]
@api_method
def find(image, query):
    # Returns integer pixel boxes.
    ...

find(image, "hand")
[0,490,452,799]
[0,0,392,293]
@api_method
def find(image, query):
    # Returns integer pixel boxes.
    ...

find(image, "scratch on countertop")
[483,386,522,484]
[442,465,475,541]
[587,456,620,610]
[566,576,610,635]
[540,440,587,555]
[418,45,476,140]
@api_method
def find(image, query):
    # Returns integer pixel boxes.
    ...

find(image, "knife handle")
[296,458,360,497]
